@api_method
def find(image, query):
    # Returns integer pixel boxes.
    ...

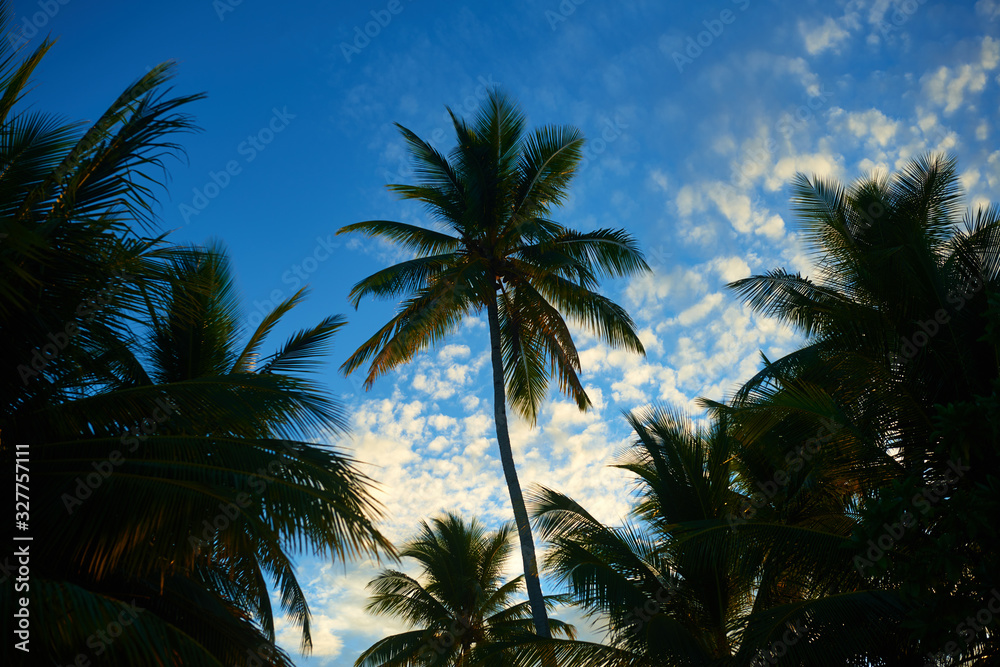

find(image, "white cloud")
[757,214,786,240]
[843,108,900,147]
[972,195,993,213]
[429,413,457,431]
[867,0,892,25]
[677,292,724,326]
[741,52,821,95]
[675,183,706,217]
[708,186,753,234]
[711,256,752,284]
[983,36,1000,70]
[625,264,709,314]
[985,150,1000,190]
[891,109,961,169]
[712,133,737,155]
[637,326,664,356]
[649,168,670,192]
[731,123,775,187]
[275,613,345,664]
[920,38,996,116]
[274,558,419,665]
[799,16,854,55]
[766,151,843,191]
[977,0,1000,20]
[438,343,470,362]
[961,168,981,192]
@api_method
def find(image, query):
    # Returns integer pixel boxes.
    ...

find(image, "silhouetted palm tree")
[725,154,999,482]
[527,407,906,667]
[339,88,649,637]
[716,154,1000,664]
[0,19,391,664]
[357,514,574,667]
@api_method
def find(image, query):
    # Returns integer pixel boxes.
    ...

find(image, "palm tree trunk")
[486,295,552,641]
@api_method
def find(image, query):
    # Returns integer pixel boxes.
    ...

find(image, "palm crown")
[726,154,999,475]
[357,514,574,667]
[339,88,648,423]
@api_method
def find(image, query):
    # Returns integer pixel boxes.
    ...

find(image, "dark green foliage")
[0,8,390,664]
[356,514,574,667]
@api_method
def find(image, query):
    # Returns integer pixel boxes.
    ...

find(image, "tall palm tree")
[357,513,574,667]
[0,17,391,663]
[338,87,649,637]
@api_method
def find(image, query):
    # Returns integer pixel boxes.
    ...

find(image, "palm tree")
[5,243,394,665]
[528,406,906,667]
[0,19,391,664]
[530,406,748,667]
[357,513,574,666]
[715,153,1000,663]
[724,154,999,480]
[338,87,649,637]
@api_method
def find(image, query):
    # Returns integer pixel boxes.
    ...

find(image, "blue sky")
[15,0,1000,663]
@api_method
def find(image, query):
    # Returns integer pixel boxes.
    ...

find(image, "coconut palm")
[527,406,917,667]
[0,18,391,664]
[713,154,1000,663]
[5,242,393,665]
[724,154,999,480]
[357,513,574,667]
[338,87,649,637]
[529,406,749,667]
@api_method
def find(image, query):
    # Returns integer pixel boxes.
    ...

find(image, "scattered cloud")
[976,0,1000,20]
[921,37,997,116]
[799,14,856,55]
